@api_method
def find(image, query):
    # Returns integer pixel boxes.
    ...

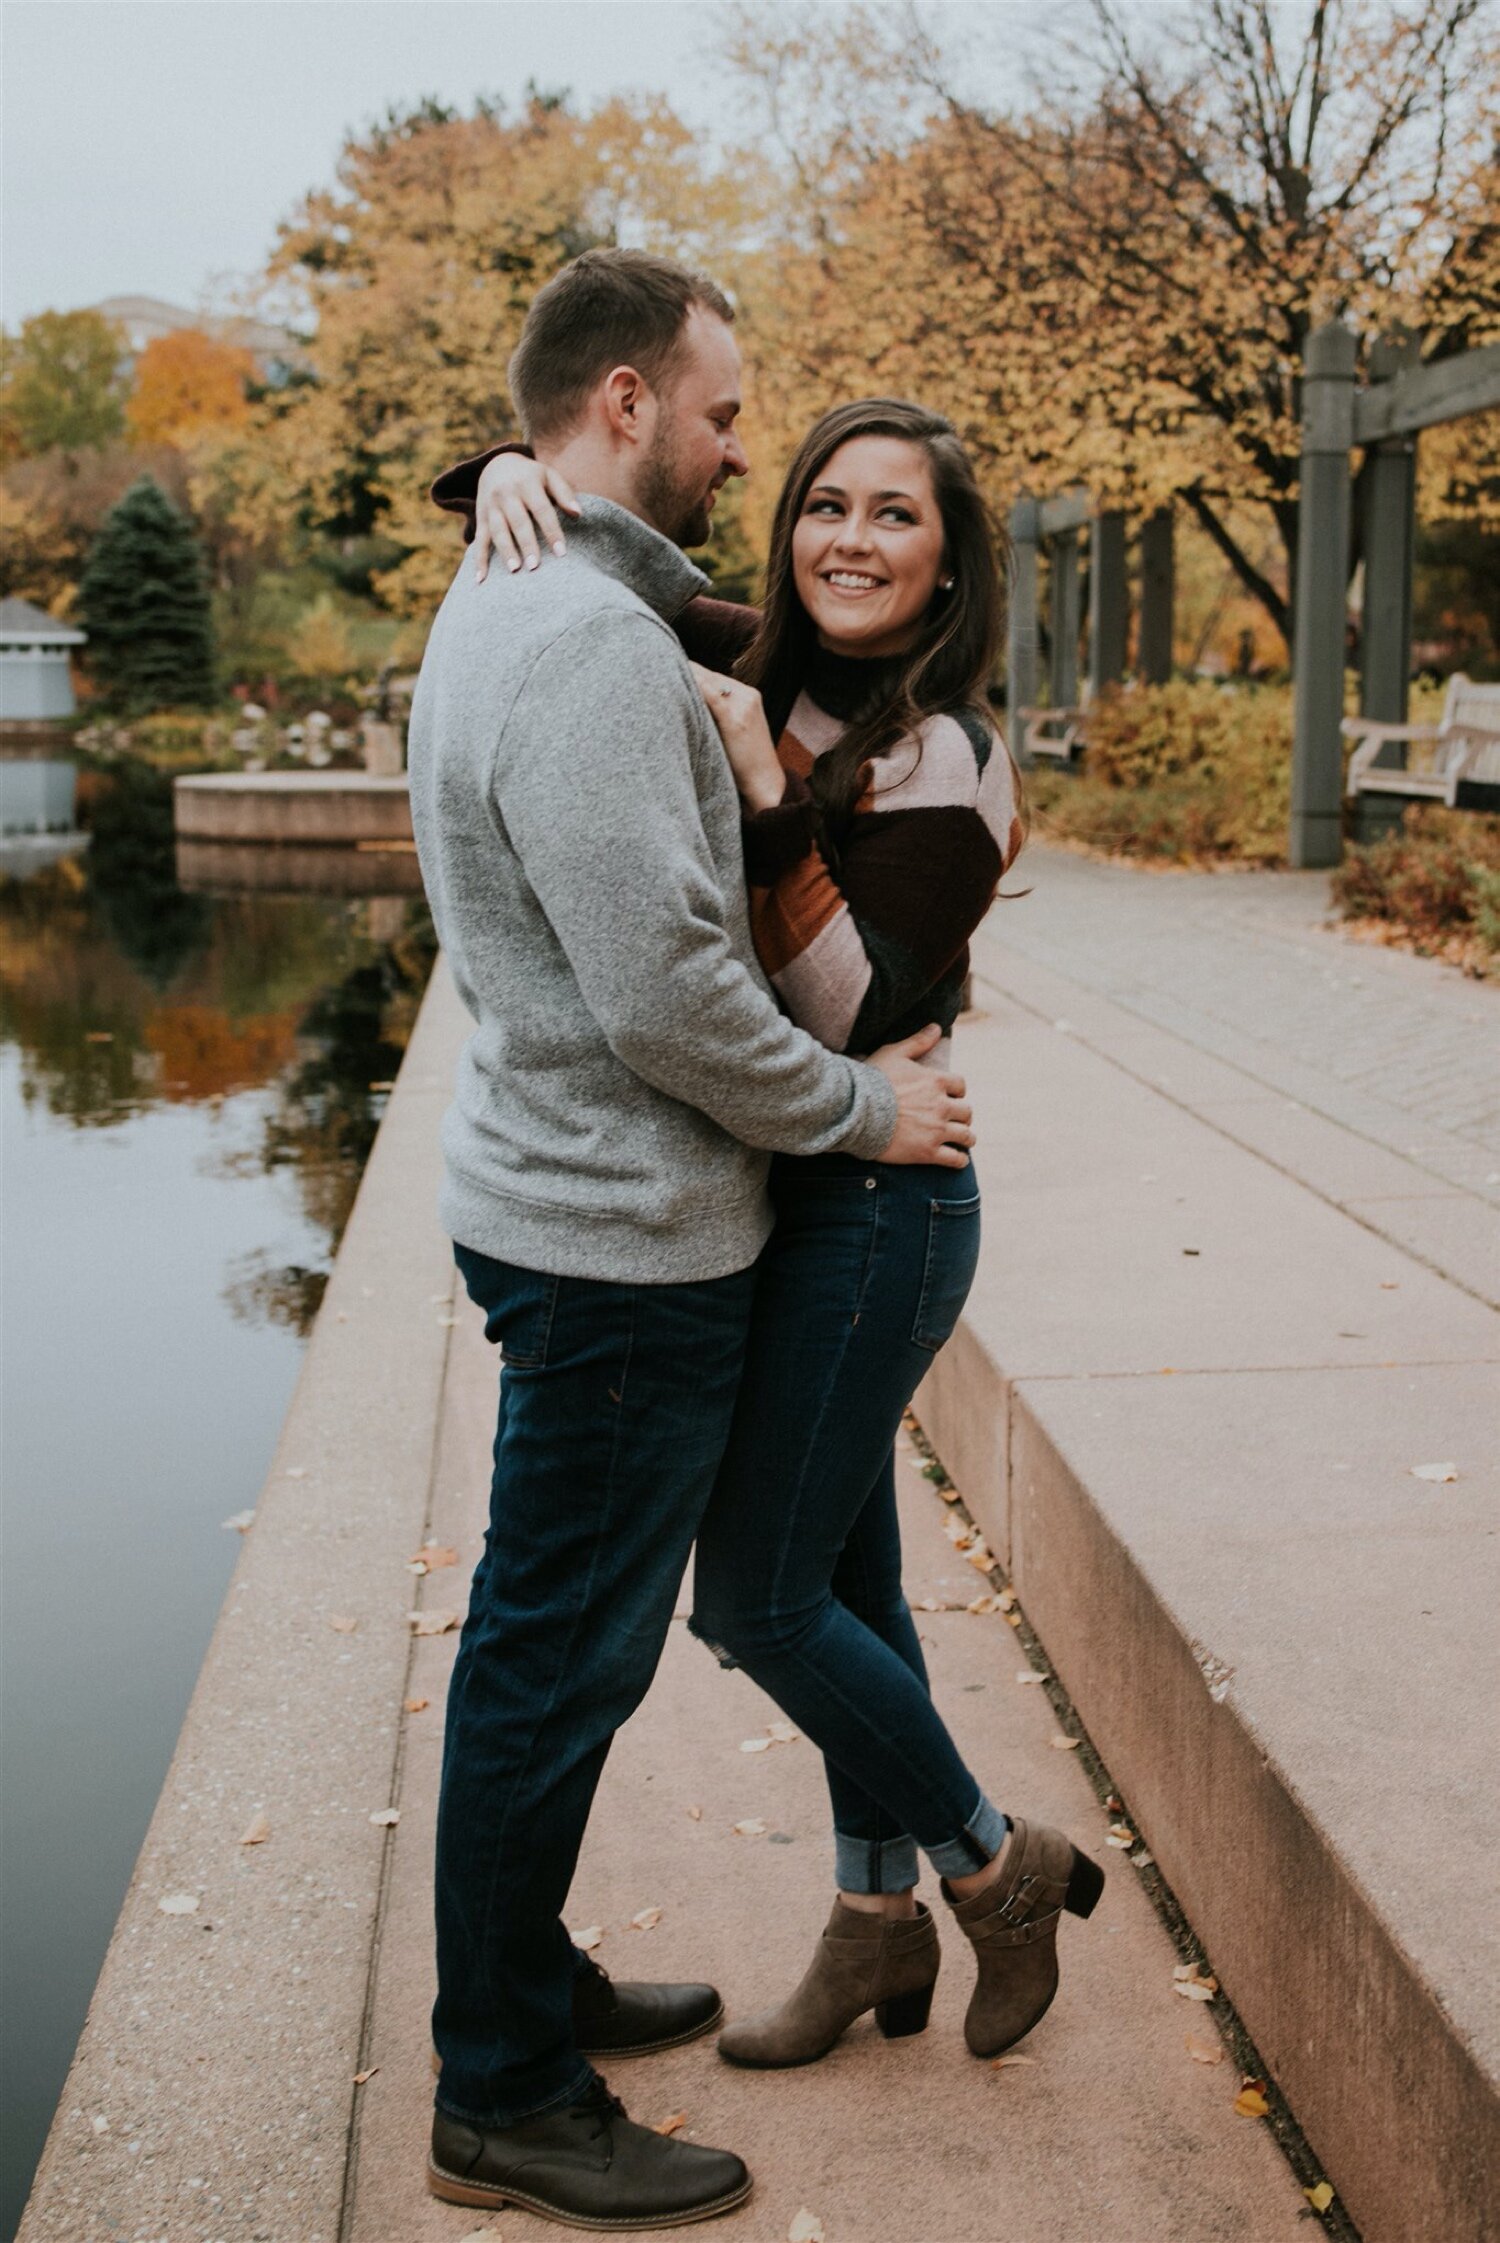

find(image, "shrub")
[1330,803,1500,968]
[1027,681,1292,864]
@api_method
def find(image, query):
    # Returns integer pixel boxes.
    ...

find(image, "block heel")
[875,1980,935,2038]
[1065,1846,1105,1919]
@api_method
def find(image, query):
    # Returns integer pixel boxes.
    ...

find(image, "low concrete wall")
[173,772,412,846]
[18,967,470,2243]
[916,950,1500,2243]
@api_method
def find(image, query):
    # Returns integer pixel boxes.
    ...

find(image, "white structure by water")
[0,598,85,722]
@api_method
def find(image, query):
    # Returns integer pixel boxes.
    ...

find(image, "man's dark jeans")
[433,1244,756,2128]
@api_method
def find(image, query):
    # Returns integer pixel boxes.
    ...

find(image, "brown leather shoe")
[716,1899,939,2069]
[943,1816,1103,2057]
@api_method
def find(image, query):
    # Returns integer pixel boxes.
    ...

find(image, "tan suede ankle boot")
[944,1816,1104,2057]
[717,1899,939,2069]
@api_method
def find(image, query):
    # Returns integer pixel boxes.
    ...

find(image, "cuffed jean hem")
[434,2055,597,2134]
[924,1795,1009,1881]
[834,1829,921,1893]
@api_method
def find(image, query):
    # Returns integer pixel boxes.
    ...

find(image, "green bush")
[1027,681,1292,864]
[1330,803,1500,961]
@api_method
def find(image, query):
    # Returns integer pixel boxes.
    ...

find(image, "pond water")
[0,764,434,2238]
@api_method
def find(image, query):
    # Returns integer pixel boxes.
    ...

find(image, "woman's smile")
[792,434,946,656]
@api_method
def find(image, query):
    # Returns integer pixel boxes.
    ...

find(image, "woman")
[433,400,1101,2069]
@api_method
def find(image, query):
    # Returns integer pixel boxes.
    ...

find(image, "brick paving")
[975,844,1500,1201]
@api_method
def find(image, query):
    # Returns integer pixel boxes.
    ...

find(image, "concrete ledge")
[173,772,412,846]
[916,953,1500,2243]
[18,965,469,2243]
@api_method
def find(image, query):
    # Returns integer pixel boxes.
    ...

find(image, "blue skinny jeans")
[691,1152,1007,1893]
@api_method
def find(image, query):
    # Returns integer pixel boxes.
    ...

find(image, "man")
[408,248,973,2229]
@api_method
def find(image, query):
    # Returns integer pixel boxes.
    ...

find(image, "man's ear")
[600,364,652,447]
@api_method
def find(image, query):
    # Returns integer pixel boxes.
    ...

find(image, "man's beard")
[639,427,716,549]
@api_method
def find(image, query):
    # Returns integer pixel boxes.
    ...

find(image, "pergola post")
[1007,494,1040,763]
[1139,508,1175,683]
[1360,334,1419,725]
[1050,527,1081,708]
[1290,320,1358,868]
[1088,511,1128,694]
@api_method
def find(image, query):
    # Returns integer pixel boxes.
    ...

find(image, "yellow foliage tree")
[244,91,760,616]
[126,328,255,449]
[288,592,356,681]
[724,0,1500,649]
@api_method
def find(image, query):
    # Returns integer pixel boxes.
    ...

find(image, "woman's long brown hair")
[735,398,1019,838]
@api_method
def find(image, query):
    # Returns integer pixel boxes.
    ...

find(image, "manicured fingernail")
[507,559,520,573]
[553,541,566,556]
[526,555,539,571]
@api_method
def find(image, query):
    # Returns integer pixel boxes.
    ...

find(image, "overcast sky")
[3,0,1058,331]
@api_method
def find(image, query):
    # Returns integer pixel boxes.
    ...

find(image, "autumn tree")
[0,308,129,459]
[126,328,254,449]
[243,90,757,615]
[77,477,217,711]
[727,0,1499,649]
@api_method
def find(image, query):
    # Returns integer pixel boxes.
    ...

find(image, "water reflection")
[1,762,436,1332]
[0,764,436,2236]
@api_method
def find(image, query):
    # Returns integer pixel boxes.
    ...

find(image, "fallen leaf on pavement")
[1006,1610,1023,1626]
[158,1892,199,1915]
[1106,1824,1135,1847]
[1050,1736,1082,1751]
[788,2213,825,2243]
[239,1813,271,1846]
[1132,1848,1155,1867]
[1233,2082,1269,2118]
[1016,1671,1049,1686]
[990,2054,1037,2070]
[369,1808,400,1827]
[284,1467,307,1480]
[1410,1461,1458,1483]
[966,1545,996,1573]
[221,1510,255,1533]
[1305,2182,1335,2212]
[912,1596,944,1612]
[686,1805,703,1821]
[997,1586,1017,1610]
[1185,2033,1223,2065]
[733,1819,767,1837]
[766,1720,799,1743]
[408,1610,460,1635]
[573,1925,604,1951]
[328,1614,358,1634]
[629,1907,663,1931]
[412,1543,459,1568]
[652,2111,687,2136]
[403,1697,430,1714]
[1173,1962,1218,2000]
[353,2067,379,2085]
[939,1484,962,1503]
[740,1736,772,1754]
[967,1593,1003,1614]
[944,1515,976,1547]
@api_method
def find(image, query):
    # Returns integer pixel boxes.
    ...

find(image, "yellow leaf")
[573,1925,604,1951]
[1184,2032,1222,2064]
[686,1804,703,1820]
[1305,2182,1335,2212]
[408,1609,460,1635]
[328,1614,358,1634]
[652,2110,687,2135]
[733,1818,767,1837]
[239,1812,272,1846]
[369,1808,400,1827]
[629,1907,663,1931]
[1050,1736,1082,1750]
[353,2066,379,2085]
[403,1696,430,1713]
[1233,2085,1269,2118]
[788,2213,825,2243]
[411,1543,459,1568]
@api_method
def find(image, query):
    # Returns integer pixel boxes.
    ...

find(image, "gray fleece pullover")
[407,497,898,1283]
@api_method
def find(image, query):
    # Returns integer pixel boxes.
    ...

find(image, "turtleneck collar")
[802,637,907,723]
[566,495,709,623]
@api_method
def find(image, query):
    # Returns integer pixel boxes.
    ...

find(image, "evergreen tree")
[77,477,217,711]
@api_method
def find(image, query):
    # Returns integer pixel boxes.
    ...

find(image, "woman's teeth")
[825,572,883,591]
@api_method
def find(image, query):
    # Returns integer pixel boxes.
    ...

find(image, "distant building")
[91,294,306,384]
[0,597,86,722]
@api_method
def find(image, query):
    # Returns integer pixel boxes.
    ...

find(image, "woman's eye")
[806,499,842,516]
[879,507,916,525]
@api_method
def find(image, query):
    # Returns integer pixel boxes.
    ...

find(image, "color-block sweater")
[432,453,1026,1071]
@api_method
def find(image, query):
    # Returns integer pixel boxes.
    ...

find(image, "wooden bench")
[1018,703,1089,765]
[1343,674,1500,833]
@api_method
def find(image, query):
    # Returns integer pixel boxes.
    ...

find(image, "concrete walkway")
[20,846,1496,2243]
[343,1303,1311,2243]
